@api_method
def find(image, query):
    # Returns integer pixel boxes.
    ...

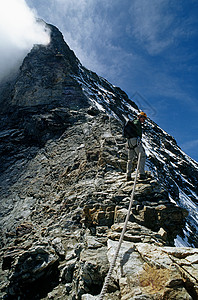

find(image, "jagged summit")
[0,22,198,299]
[0,23,137,114]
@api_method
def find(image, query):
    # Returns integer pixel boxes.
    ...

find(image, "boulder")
[7,247,59,299]
[106,240,198,299]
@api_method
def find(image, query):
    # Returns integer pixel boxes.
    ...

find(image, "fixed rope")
[99,152,141,300]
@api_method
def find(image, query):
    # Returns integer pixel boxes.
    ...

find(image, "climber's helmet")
[138,111,147,120]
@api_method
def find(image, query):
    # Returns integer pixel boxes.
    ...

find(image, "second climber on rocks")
[123,111,148,181]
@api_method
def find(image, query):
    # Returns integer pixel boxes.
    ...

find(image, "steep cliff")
[0,23,198,300]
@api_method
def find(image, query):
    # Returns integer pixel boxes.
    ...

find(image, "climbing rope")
[99,152,141,300]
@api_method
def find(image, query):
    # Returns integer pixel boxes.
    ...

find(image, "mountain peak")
[0,22,198,300]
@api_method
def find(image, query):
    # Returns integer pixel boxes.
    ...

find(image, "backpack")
[122,120,138,139]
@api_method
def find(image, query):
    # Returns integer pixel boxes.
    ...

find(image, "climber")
[123,111,147,181]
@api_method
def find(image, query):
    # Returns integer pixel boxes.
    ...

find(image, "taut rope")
[99,152,141,300]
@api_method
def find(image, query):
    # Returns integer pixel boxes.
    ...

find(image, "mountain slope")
[73,52,198,248]
[0,22,198,299]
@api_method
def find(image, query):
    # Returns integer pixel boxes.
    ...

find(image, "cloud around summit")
[0,0,50,82]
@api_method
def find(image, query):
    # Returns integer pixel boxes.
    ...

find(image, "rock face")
[106,240,198,300]
[0,23,198,299]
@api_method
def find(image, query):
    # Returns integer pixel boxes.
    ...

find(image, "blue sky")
[2,0,198,161]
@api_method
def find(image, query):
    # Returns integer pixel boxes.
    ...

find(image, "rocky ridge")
[0,23,198,299]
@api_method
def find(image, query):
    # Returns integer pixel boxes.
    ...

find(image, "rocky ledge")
[0,110,198,299]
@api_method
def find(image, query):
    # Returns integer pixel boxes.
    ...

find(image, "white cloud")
[181,139,198,152]
[128,0,175,55]
[127,0,197,56]
[0,0,50,82]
